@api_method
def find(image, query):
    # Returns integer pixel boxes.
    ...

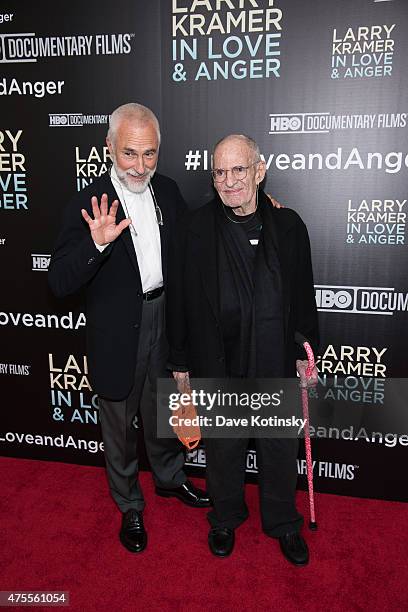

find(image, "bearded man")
[49,103,210,554]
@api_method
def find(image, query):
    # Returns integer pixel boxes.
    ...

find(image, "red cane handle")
[303,341,315,378]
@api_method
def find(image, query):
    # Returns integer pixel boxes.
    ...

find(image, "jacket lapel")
[149,180,169,284]
[261,198,295,337]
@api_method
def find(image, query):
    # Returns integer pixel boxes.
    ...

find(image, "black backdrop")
[1,0,407,501]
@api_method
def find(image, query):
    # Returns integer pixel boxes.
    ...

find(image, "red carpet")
[1,456,407,611]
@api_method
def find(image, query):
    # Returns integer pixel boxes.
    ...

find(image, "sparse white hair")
[213,134,261,166]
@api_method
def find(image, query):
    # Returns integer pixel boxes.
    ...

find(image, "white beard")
[113,160,156,194]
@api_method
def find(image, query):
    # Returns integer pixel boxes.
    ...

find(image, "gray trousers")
[98,293,186,512]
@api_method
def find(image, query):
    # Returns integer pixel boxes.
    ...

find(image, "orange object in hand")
[171,374,201,450]
[171,397,201,450]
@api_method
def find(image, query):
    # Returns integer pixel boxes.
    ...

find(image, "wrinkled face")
[107,120,159,193]
[213,138,266,214]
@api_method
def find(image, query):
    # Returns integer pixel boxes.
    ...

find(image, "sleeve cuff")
[166,362,189,373]
[94,241,109,253]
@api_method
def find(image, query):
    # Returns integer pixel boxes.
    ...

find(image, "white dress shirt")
[95,167,163,293]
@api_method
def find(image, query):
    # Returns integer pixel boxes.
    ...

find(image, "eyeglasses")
[211,161,259,183]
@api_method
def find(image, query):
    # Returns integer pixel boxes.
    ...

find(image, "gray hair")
[213,134,261,165]
[107,102,161,145]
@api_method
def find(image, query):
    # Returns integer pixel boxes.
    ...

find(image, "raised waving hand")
[81,193,131,246]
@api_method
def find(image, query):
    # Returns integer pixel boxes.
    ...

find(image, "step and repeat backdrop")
[1,0,407,501]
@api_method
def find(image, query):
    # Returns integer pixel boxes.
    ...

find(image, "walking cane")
[295,332,318,531]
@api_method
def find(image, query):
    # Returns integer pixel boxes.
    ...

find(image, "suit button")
[134,323,140,329]
[218,356,224,363]
[137,291,143,297]
[87,257,95,265]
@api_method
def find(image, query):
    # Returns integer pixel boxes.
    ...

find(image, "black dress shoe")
[208,528,235,557]
[119,509,147,553]
[155,480,212,507]
[278,532,309,566]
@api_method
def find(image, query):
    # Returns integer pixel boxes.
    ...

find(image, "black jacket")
[167,196,319,378]
[49,171,186,399]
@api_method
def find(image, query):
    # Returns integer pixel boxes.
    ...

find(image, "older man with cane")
[168,134,319,565]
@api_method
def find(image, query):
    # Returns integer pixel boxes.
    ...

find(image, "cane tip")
[309,521,318,531]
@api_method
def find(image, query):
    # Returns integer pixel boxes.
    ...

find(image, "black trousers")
[205,437,303,537]
[98,293,186,513]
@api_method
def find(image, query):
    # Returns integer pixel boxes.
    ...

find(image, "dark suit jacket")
[167,196,319,378]
[49,171,186,399]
